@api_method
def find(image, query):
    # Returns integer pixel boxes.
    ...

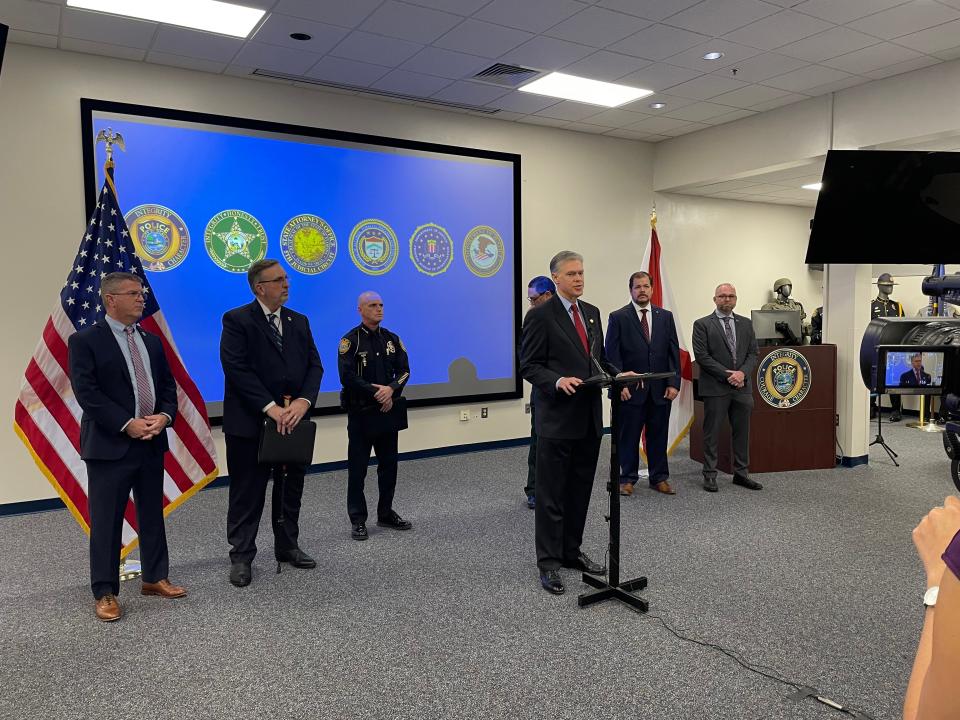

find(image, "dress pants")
[86,441,168,599]
[701,392,753,479]
[534,432,602,571]
[617,394,671,486]
[525,402,537,498]
[226,433,305,564]
[346,426,398,525]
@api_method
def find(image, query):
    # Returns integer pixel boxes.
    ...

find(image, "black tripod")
[869,393,899,466]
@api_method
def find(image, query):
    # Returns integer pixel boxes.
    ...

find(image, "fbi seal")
[124,204,190,272]
[410,223,453,276]
[757,348,812,408]
[204,209,267,273]
[281,214,336,275]
[463,225,504,278]
[349,219,399,275]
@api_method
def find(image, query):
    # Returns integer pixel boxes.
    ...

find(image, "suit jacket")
[691,312,758,397]
[899,368,932,387]
[605,303,680,406]
[68,319,178,461]
[519,294,619,440]
[220,300,324,438]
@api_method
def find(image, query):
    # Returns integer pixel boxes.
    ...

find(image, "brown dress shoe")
[653,480,676,495]
[619,483,634,496]
[95,594,121,622]
[141,579,187,599]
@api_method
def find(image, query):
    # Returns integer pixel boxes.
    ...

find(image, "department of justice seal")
[757,348,812,409]
[410,223,453,276]
[124,204,190,272]
[204,210,267,273]
[281,214,336,275]
[349,219,399,276]
[463,225,505,278]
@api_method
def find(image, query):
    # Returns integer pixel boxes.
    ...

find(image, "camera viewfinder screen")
[883,350,945,394]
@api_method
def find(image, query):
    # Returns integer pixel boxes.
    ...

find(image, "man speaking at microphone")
[520,251,630,596]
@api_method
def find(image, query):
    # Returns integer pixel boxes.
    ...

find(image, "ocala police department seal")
[757,348,812,408]
[204,209,267,273]
[349,219,399,276]
[410,223,453,277]
[123,204,190,272]
[463,225,504,278]
[281,214,336,275]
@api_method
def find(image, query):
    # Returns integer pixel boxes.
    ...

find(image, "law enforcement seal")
[280,214,336,275]
[757,348,812,408]
[410,223,453,277]
[349,219,399,276]
[204,209,267,273]
[463,225,505,278]
[124,204,190,272]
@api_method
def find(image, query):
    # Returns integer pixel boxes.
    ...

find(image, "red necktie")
[640,308,650,342]
[571,303,589,355]
[124,325,154,417]
[916,369,921,384]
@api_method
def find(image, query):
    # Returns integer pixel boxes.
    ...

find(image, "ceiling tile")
[661,101,736,121]
[605,127,656,139]
[232,41,324,75]
[563,121,616,133]
[761,64,854,92]
[146,52,227,74]
[608,24,710,61]
[626,115,697,133]
[709,51,809,82]
[580,107,650,126]
[535,100,607,121]
[474,0,586,33]
[405,0,491,14]
[59,37,146,61]
[561,51,651,81]
[7,29,58,47]
[822,42,924,74]
[802,75,868,95]
[488,92,562,113]
[660,74,749,100]
[518,115,571,127]
[431,80,511,105]
[272,0,384,28]
[709,83,791,108]
[400,46,492,80]
[704,108,758,125]
[359,1,463,44]
[0,0,60,34]
[499,36,595,70]
[663,39,761,72]
[895,18,960,53]
[61,8,156,49]
[621,92,698,111]
[596,0,703,21]
[937,0,960,8]
[617,63,701,91]
[666,0,780,36]
[433,19,533,57]
[545,6,652,47]
[749,92,808,110]
[722,10,833,51]
[932,45,960,61]
[152,27,244,63]
[252,14,349,53]
[371,69,453,96]
[331,31,424,66]
[863,55,939,79]
[776,26,880,62]
[663,122,710,136]
[304,55,391,86]
[791,0,910,25]
[847,1,960,40]
[223,65,293,84]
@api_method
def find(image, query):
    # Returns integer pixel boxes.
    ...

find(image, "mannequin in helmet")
[871,272,905,422]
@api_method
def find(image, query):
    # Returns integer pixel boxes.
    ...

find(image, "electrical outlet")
[481,407,488,419]
[524,403,531,414]
[835,413,839,426]
[460,410,469,422]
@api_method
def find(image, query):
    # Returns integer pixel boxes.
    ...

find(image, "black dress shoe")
[276,548,316,568]
[526,494,535,510]
[703,476,718,492]
[732,475,762,490]
[563,552,607,575]
[229,562,251,587]
[890,411,901,422]
[539,570,565,595]
[377,511,412,530]
[351,523,368,541]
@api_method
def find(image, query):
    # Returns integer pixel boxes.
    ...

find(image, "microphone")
[584,315,611,380]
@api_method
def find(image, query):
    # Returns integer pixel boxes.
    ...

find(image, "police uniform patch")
[349,219,399,276]
[386,340,395,355]
[281,214,337,275]
[339,337,351,355]
[463,225,505,278]
[204,210,267,273]
[757,348,812,408]
[399,338,406,352]
[410,223,453,276]
[124,204,190,272]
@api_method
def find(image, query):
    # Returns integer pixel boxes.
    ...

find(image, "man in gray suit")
[691,283,761,493]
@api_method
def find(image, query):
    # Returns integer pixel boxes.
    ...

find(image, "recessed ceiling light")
[802,182,823,191]
[518,72,653,108]
[702,51,725,61]
[65,0,265,38]
[290,32,312,41]
[649,102,666,109]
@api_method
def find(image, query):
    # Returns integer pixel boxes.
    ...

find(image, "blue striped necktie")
[267,313,282,351]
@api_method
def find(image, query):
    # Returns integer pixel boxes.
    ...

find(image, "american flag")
[13,160,218,558]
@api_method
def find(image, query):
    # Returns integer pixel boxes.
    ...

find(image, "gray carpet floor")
[1,419,954,720]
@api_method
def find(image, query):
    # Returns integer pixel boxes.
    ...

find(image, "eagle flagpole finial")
[95,128,126,164]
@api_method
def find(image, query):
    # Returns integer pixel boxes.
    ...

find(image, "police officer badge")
[410,223,453,276]
[339,337,351,355]
[349,219,399,276]
[204,209,267,273]
[463,225,505,278]
[124,204,190,272]
[281,214,337,275]
[757,348,812,408]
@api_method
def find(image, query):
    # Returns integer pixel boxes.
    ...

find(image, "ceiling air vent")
[472,63,542,88]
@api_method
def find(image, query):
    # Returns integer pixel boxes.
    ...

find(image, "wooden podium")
[689,344,837,473]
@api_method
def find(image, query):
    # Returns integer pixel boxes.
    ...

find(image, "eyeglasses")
[528,294,542,304]
[258,276,289,285]
[108,290,146,298]
[716,294,737,299]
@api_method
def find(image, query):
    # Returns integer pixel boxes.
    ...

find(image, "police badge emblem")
[349,219,399,275]
[281,214,337,275]
[204,210,267,273]
[124,204,190,272]
[410,223,453,276]
[386,340,396,355]
[757,348,812,408]
[339,338,351,355]
[463,225,505,278]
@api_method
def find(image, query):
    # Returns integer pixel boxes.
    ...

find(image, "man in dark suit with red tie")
[520,251,628,595]
[68,271,185,622]
[899,353,933,387]
[605,271,681,496]
[220,259,323,588]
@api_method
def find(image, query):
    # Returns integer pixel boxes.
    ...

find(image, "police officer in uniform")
[338,291,411,540]
[871,272,905,421]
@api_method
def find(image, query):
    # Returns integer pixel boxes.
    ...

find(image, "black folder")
[257,418,317,465]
